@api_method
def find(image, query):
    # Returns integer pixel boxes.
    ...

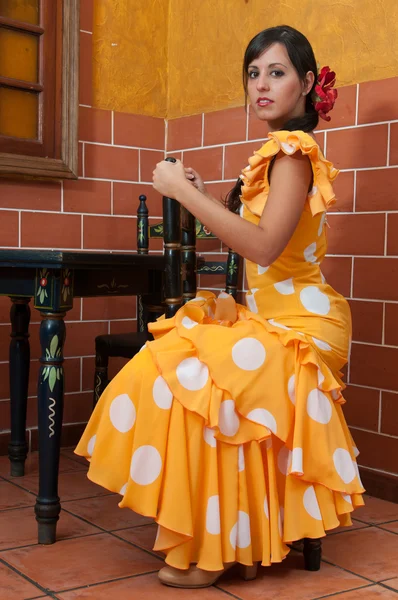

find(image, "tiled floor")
[0,449,397,600]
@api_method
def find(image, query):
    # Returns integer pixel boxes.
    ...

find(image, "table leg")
[34,311,66,544]
[8,298,31,477]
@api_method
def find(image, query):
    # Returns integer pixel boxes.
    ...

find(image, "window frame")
[0,0,80,179]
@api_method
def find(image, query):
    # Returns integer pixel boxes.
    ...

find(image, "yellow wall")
[93,0,398,118]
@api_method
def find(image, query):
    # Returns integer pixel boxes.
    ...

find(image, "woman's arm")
[153,152,312,267]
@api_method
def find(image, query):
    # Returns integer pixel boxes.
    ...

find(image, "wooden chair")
[93,193,241,406]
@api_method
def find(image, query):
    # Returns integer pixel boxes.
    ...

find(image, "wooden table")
[0,249,165,544]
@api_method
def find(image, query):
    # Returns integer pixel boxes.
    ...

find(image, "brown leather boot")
[158,562,258,588]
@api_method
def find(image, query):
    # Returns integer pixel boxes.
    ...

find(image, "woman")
[75,25,364,589]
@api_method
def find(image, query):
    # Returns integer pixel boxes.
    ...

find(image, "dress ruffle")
[240,130,339,217]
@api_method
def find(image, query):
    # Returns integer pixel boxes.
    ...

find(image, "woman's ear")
[303,70,315,96]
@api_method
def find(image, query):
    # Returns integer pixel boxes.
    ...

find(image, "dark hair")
[225,25,319,213]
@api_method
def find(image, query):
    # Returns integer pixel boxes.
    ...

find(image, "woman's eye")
[271,70,284,77]
[248,71,259,79]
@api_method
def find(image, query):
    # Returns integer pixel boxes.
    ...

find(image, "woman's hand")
[185,167,207,195]
[152,159,188,199]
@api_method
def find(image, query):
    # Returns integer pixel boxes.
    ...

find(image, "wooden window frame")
[0,0,80,179]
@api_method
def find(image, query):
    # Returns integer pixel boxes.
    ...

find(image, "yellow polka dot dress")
[75,130,364,571]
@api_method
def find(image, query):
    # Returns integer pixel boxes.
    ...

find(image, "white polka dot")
[288,375,296,405]
[292,447,303,473]
[331,389,340,400]
[278,507,284,537]
[308,185,318,197]
[191,296,207,302]
[258,264,269,275]
[87,435,96,456]
[304,242,317,263]
[307,389,332,424]
[246,293,258,313]
[353,461,364,487]
[300,287,330,315]
[218,291,230,299]
[313,337,332,351]
[109,394,136,433]
[318,369,325,386]
[274,278,295,295]
[333,448,356,484]
[303,486,322,520]
[181,316,198,329]
[130,445,162,486]
[269,318,290,330]
[152,376,173,410]
[230,511,251,549]
[232,338,266,371]
[251,288,259,294]
[263,496,269,519]
[246,408,277,434]
[353,446,359,458]
[206,495,221,535]
[119,483,127,496]
[219,400,240,437]
[204,426,217,448]
[239,204,244,218]
[281,142,296,154]
[176,357,209,391]
[278,446,292,475]
[320,271,326,284]
[318,213,326,236]
[341,493,352,505]
[139,344,146,352]
[238,445,245,472]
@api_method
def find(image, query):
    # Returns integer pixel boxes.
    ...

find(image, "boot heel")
[303,538,322,571]
[239,562,258,581]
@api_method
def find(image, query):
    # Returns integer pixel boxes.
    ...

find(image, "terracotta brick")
[109,356,130,379]
[381,391,398,436]
[80,0,94,32]
[0,431,10,454]
[350,342,398,392]
[78,107,111,143]
[114,113,165,149]
[0,211,18,247]
[224,141,264,180]
[79,31,93,106]
[0,297,10,323]
[349,299,383,344]
[321,256,352,297]
[327,213,385,256]
[327,125,388,169]
[113,182,161,217]
[0,400,9,430]
[356,168,398,212]
[247,105,268,141]
[21,212,81,249]
[63,321,108,357]
[183,146,223,182]
[204,107,247,146]
[314,130,325,154]
[63,179,111,214]
[83,296,136,320]
[206,181,235,205]
[109,319,137,335]
[320,84,357,130]
[196,238,222,253]
[387,213,398,255]
[65,301,82,322]
[167,151,182,161]
[353,258,398,301]
[389,123,398,166]
[385,303,398,346]
[62,392,93,424]
[84,144,138,181]
[78,142,83,177]
[167,114,202,151]
[83,215,136,250]
[0,180,61,211]
[358,78,398,125]
[343,385,380,431]
[330,171,354,212]
[82,356,94,391]
[140,150,164,183]
[349,427,398,473]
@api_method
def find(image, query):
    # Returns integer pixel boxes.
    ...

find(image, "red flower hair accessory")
[312,66,338,122]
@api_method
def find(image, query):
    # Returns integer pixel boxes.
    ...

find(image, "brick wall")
[0,0,396,481]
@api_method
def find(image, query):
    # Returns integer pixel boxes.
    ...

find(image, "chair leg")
[93,350,109,408]
[303,538,322,571]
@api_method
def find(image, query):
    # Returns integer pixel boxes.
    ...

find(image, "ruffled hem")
[240,130,339,218]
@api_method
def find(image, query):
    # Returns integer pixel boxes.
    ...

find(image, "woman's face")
[247,42,314,131]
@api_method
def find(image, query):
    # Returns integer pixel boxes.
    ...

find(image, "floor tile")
[16,470,109,502]
[57,572,231,599]
[116,524,163,556]
[63,494,153,531]
[0,561,43,600]
[332,584,398,598]
[322,526,398,581]
[218,553,367,600]
[0,479,35,510]
[355,496,398,524]
[381,578,398,591]
[0,507,101,551]
[0,452,86,479]
[378,521,398,534]
[328,519,370,535]
[61,448,88,467]
[2,532,162,592]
